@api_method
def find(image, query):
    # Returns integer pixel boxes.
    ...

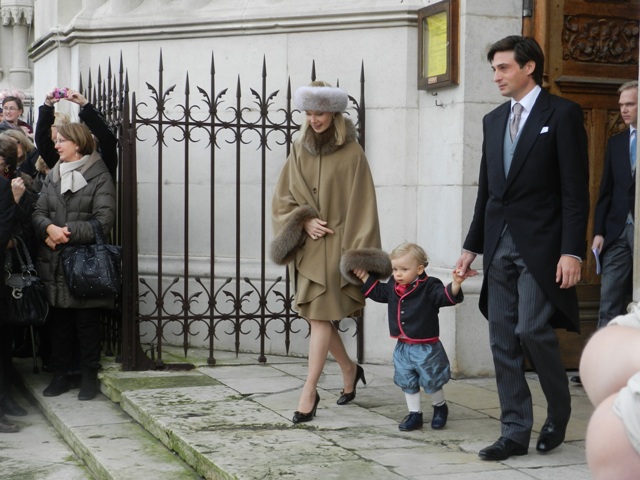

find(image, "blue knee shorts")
[393,340,451,394]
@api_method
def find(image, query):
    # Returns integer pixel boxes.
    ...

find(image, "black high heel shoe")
[337,365,366,405]
[292,391,320,424]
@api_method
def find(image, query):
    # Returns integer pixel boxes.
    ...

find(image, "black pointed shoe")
[479,437,528,461]
[292,391,320,424]
[337,365,367,405]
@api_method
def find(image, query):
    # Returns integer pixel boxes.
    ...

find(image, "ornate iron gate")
[83,53,367,370]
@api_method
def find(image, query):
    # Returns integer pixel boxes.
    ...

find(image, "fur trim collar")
[270,205,318,265]
[302,118,357,156]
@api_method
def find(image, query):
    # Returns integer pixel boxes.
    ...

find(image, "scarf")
[59,155,90,194]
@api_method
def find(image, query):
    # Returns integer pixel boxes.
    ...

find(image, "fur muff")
[270,205,318,265]
[340,248,393,285]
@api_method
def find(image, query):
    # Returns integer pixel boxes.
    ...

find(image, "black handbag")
[60,219,121,298]
[4,236,49,327]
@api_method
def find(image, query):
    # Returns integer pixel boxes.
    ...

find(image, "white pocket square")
[540,126,549,134]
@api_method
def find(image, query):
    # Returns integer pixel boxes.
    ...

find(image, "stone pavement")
[0,388,92,479]
[10,349,594,479]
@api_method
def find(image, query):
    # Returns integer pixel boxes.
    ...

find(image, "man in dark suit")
[0,176,18,433]
[592,81,638,328]
[456,36,589,461]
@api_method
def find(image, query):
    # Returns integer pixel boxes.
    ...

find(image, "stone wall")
[30,0,525,376]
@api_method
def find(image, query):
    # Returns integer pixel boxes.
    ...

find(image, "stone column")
[1,0,33,90]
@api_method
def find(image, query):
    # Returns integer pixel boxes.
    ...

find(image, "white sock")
[405,392,421,412]
[431,389,445,406]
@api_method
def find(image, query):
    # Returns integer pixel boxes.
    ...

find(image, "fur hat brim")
[340,248,392,285]
[270,205,318,265]
[293,86,349,113]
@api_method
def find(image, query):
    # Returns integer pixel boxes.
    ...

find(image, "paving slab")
[13,353,594,480]
[101,359,593,479]
[0,389,92,480]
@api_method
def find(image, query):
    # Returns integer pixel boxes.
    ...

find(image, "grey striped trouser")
[486,228,571,445]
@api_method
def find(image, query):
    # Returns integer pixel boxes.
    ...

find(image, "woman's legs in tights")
[298,320,356,413]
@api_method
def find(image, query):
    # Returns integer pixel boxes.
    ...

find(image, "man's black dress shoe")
[570,375,582,385]
[479,436,528,461]
[536,421,566,453]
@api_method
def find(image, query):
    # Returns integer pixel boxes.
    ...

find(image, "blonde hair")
[298,80,349,146]
[54,111,71,128]
[390,242,429,268]
[2,128,35,153]
[35,156,49,174]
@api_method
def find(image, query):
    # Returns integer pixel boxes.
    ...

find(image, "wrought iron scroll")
[84,52,366,370]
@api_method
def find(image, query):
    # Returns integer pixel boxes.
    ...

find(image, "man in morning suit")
[455,36,589,461]
[592,81,638,328]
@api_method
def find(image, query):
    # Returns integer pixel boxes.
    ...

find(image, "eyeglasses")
[2,107,20,112]
[55,138,69,144]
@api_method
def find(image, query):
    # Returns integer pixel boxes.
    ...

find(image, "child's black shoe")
[399,411,423,431]
[431,402,448,429]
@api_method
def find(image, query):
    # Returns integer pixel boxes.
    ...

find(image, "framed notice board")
[417,0,459,90]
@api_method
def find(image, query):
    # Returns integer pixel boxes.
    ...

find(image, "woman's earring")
[4,167,9,174]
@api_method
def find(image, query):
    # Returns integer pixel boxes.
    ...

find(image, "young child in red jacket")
[350,242,465,431]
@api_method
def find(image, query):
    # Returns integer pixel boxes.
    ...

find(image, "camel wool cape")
[271,120,382,320]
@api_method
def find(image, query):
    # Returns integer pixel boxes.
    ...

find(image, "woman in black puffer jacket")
[32,122,115,401]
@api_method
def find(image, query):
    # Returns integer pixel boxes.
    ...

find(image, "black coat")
[463,89,589,332]
[32,153,116,309]
[593,129,635,252]
[362,273,463,341]
[0,177,15,298]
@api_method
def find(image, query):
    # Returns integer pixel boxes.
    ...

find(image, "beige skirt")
[295,275,364,321]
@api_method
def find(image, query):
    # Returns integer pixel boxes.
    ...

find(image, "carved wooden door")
[527,0,639,369]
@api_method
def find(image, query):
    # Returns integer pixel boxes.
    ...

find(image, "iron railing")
[82,53,367,370]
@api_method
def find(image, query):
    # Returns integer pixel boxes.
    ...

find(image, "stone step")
[15,359,203,480]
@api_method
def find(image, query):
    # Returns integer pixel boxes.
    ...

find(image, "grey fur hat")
[340,248,393,285]
[293,86,349,113]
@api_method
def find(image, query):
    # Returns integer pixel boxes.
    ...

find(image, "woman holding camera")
[35,88,118,180]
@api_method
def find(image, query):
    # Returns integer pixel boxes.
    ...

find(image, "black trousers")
[48,307,102,375]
